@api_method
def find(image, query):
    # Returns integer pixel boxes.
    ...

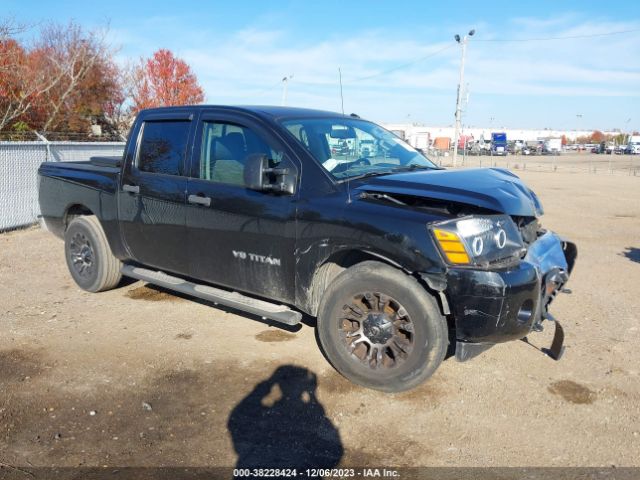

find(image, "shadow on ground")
[228,365,343,470]
[1,351,340,469]
[622,247,640,264]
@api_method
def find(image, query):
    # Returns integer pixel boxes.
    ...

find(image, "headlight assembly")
[430,215,525,267]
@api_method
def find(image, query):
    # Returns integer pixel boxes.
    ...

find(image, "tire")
[317,261,448,392]
[64,215,122,292]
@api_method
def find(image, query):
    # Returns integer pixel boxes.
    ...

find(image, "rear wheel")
[317,261,448,392]
[64,216,122,292]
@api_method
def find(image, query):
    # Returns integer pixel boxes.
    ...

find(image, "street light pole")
[453,29,475,168]
[281,74,293,106]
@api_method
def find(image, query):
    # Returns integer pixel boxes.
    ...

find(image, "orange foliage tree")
[2,25,205,135]
[590,130,605,143]
[0,37,65,131]
[0,20,122,134]
[131,49,204,112]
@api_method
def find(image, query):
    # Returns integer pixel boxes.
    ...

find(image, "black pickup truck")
[38,106,577,392]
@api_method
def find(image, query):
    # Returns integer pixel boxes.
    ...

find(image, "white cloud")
[510,14,580,30]
[109,14,640,127]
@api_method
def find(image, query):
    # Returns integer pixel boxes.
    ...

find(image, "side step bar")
[121,265,302,326]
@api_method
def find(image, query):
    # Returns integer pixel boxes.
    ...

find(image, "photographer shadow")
[228,365,343,470]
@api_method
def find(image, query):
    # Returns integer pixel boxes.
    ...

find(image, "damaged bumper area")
[445,231,577,362]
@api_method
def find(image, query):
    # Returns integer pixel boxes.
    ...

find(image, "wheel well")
[64,204,94,229]
[308,250,451,321]
[308,250,403,316]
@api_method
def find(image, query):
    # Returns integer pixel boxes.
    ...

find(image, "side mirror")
[244,153,296,195]
[244,153,268,191]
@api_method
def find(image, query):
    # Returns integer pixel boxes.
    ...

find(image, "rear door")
[185,111,299,303]
[118,112,195,275]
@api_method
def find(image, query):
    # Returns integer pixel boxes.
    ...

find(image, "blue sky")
[5,0,640,131]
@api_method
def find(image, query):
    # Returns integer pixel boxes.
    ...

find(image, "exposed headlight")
[430,215,525,267]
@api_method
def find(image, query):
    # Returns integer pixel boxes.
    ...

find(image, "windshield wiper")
[358,191,407,205]
[342,170,397,181]
[390,164,435,173]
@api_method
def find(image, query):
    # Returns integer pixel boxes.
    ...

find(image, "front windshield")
[280,117,438,180]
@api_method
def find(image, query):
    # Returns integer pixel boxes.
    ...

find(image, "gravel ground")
[1,170,639,470]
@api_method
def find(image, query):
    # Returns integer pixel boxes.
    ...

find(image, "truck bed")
[38,159,121,242]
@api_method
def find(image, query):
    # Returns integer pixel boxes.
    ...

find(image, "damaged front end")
[442,230,577,363]
[357,168,577,363]
[521,231,577,360]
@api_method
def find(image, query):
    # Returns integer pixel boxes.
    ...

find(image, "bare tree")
[103,61,136,137]
[0,17,26,40]
[36,22,112,132]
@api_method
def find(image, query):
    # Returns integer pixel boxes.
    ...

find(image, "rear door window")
[137,120,190,176]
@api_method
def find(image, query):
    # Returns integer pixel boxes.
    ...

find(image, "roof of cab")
[140,105,357,121]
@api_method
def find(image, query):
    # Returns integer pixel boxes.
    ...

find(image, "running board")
[121,265,302,326]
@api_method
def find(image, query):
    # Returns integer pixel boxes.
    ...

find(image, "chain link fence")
[429,150,640,176]
[0,141,125,231]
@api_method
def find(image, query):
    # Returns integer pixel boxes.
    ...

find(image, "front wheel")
[317,261,448,392]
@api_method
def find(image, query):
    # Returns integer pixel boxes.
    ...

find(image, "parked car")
[523,141,542,155]
[627,135,640,154]
[38,105,577,392]
[466,141,483,155]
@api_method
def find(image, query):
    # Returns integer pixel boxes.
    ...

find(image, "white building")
[382,123,619,145]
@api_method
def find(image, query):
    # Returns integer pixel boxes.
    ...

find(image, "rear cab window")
[137,120,191,176]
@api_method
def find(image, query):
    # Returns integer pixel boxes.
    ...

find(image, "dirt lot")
[1,170,639,470]
[441,152,640,176]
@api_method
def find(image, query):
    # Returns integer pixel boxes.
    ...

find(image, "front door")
[186,113,298,303]
[119,113,194,275]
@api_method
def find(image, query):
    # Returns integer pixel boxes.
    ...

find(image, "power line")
[476,28,640,43]
[235,79,283,101]
[346,43,456,82]
[237,27,639,100]
[266,43,456,91]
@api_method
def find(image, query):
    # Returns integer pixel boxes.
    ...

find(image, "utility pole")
[281,74,293,106]
[623,117,631,147]
[453,29,475,168]
[576,114,583,145]
[339,68,344,114]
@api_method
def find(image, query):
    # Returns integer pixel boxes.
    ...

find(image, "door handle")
[188,194,211,207]
[123,184,140,194]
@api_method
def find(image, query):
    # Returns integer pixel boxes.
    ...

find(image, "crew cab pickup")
[38,106,577,392]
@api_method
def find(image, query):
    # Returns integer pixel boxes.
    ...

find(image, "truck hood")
[354,167,543,217]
